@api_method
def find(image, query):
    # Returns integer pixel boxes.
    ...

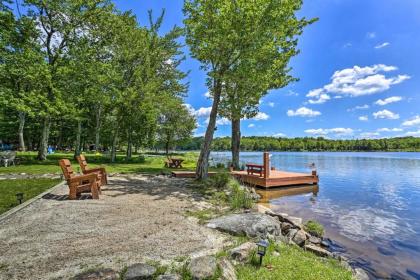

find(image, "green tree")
[184,0,315,178]
[157,98,196,156]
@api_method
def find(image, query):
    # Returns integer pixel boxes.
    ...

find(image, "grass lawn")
[0,151,202,175]
[0,178,61,214]
[236,243,353,280]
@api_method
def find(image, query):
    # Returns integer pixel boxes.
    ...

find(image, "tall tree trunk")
[231,118,241,170]
[18,112,26,151]
[165,141,170,157]
[74,120,82,158]
[37,117,51,160]
[111,124,119,163]
[126,129,132,160]
[57,121,63,150]
[95,105,102,151]
[196,79,222,179]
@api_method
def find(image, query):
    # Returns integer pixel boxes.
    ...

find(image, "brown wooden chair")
[59,159,100,200]
[76,154,108,185]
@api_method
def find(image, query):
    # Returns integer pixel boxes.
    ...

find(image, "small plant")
[229,179,254,210]
[304,220,324,237]
[205,172,231,190]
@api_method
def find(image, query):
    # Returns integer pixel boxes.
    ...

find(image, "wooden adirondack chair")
[76,154,108,185]
[59,159,100,199]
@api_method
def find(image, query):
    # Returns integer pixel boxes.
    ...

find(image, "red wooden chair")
[59,159,100,200]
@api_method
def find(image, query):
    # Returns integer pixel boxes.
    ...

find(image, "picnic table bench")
[246,163,264,177]
[164,158,184,168]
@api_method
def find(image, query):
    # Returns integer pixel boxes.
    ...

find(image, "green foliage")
[237,242,353,280]
[178,136,420,152]
[229,179,254,210]
[0,178,60,214]
[205,172,231,190]
[304,220,325,237]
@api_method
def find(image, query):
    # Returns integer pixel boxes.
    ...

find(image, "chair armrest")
[85,167,106,174]
[69,173,97,184]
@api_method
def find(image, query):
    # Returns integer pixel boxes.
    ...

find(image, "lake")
[209,151,420,280]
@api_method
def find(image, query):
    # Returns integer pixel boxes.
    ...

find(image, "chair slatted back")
[76,155,88,173]
[59,159,75,181]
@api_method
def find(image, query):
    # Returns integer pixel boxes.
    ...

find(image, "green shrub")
[205,172,231,190]
[304,220,324,237]
[229,179,254,210]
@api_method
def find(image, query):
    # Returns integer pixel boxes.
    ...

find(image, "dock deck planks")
[231,170,318,188]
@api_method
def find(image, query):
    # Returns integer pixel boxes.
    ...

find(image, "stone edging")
[0,181,66,223]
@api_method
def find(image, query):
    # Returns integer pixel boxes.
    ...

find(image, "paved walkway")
[0,175,226,279]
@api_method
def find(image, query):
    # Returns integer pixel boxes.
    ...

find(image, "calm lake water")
[210,151,420,280]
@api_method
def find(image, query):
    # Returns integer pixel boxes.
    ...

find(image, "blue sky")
[114,0,420,139]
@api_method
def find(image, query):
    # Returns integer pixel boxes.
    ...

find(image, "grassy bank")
[0,178,61,214]
[236,243,353,280]
[0,151,200,175]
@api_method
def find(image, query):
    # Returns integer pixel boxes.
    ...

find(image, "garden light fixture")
[16,192,24,204]
[256,239,269,266]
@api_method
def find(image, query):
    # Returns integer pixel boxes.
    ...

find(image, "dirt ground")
[0,175,227,280]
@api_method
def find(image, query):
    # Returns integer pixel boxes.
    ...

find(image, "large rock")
[353,268,370,280]
[219,258,237,280]
[286,228,298,243]
[308,236,321,245]
[125,263,156,280]
[229,242,257,262]
[284,216,303,229]
[156,274,181,280]
[292,230,307,246]
[280,222,293,234]
[189,255,217,280]
[207,213,281,238]
[304,244,333,258]
[73,269,119,280]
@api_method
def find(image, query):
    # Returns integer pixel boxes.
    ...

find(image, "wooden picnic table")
[165,158,184,168]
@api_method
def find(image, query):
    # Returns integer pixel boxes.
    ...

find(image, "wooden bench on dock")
[246,164,264,177]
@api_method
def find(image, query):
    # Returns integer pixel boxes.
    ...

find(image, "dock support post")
[263,152,270,179]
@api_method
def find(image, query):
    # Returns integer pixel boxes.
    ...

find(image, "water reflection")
[256,184,319,204]
[210,151,420,279]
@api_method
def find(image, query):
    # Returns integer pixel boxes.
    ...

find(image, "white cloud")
[347,104,370,112]
[216,117,230,125]
[195,107,212,117]
[377,128,403,132]
[360,132,380,139]
[402,116,420,127]
[184,104,213,118]
[248,123,255,128]
[359,116,369,121]
[273,133,286,137]
[306,65,410,102]
[204,91,211,98]
[373,109,400,120]
[375,96,402,106]
[404,130,420,137]
[286,90,299,96]
[343,42,352,48]
[375,42,390,49]
[367,32,376,39]
[268,102,275,107]
[305,128,354,136]
[252,112,270,121]
[287,107,321,118]
[308,93,331,104]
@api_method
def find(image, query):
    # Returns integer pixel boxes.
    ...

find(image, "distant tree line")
[179,136,420,152]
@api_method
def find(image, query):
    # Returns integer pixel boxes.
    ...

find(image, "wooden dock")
[232,169,318,188]
[171,152,319,188]
[233,152,318,188]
